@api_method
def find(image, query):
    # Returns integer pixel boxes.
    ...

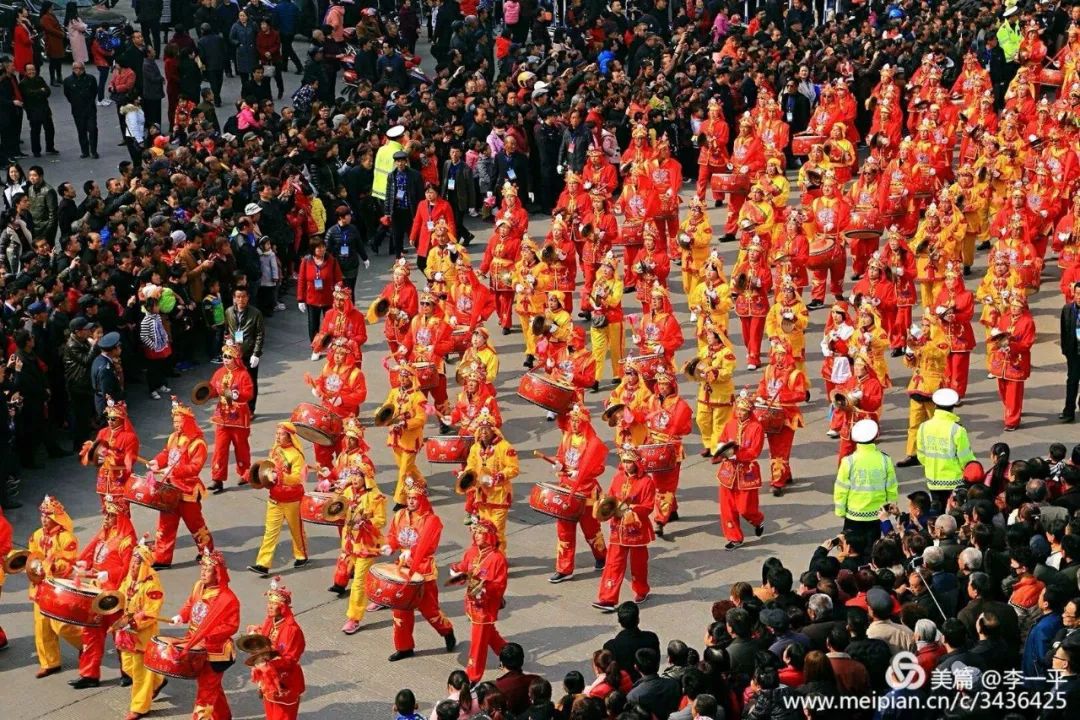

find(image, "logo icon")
[885,651,927,690]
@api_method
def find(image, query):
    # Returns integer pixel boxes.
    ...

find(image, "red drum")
[414,362,439,391]
[657,193,677,219]
[144,635,208,679]
[710,172,750,195]
[300,492,346,527]
[451,326,470,354]
[424,435,474,464]
[807,237,840,270]
[625,353,665,380]
[791,134,826,156]
[844,208,883,241]
[754,402,787,435]
[1038,67,1063,87]
[125,474,182,514]
[290,402,344,446]
[36,577,106,627]
[528,482,586,521]
[613,223,644,246]
[490,269,514,292]
[516,371,577,413]
[639,443,678,473]
[365,562,425,610]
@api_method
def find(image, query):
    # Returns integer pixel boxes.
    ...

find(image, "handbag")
[262,64,276,77]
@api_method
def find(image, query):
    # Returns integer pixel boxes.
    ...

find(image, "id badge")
[233,330,244,343]
[786,111,794,123]
[447,177,456,191]
[1075,325,1080,342]
[340,244,349,257]
[314,278,324,290]
[568,141,575,154]
[397,188,405,200]
[507,167,516,180]
[427,220,435,231]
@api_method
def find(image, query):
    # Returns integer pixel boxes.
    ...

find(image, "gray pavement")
[0,38,1076,720]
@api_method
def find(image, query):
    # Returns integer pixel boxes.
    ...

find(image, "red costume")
[808,174,852,304]
[552,405,609,578]
[480,223,522,331]
[400,291,454,417]
[732,240,773,368]
[250,579,306,720]
[409,194,456,259]
[448,520,509,682]
[723,120,766,237]
[315,284,367,362]
[595,447,655,608]
[307,338,367,468]
[374,261,420,354]
[695,101,730,201]
[209,341,254,491]
[989,298,1036,430]
[756,339,806,494]
[82,400,139,512]
[933,270,976,400]
[716,392,766,546]
[644,369,692,531]
[151,399,214,566]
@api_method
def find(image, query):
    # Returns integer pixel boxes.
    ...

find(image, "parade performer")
[448,256,496,356]
[458,411,518,549]
[731,237,772,369]
[651,136,682,250]
[954,165,990,272]
[631,285,684,368]
[593,445,655,611]
[535,291,573,369]
[806,171,850,309]
[448,519,509,682]
[820,301,855,415]
[695,99,730,204]
[28,496,82,677]
[880,229,918,352]
[315,283,367,365]
[547,326,597,424]
[633,228,672,295]
[581,147,618,198]
[0,506,9,649]
[382,476,457,662]
[677,196,713,298]
[735,184,777,249]
[480,219,522,333]
[850,253,897,343]
[715,390,766,550]
[580,189,616,291]
[829,355,885,461]
[756,338,806,496]
[543,218,578,313]
[306,337,367,468]
[644,368,692,535]
[933,264,976,401]
[722,114,766,241]
[617,165,659,289]
[513,238,547,368]
[70,494,135,688]
[988,294,1036,431]
[765,276,810,375]
[383,363,428,507]
[148,399,214,568]
[847,159,884,279]
[691,327,737,459]
[550,404,608,583]
[400,290,453,430]
[114,538,165,720]
[249,422,308,576]
[495,182,529,239]
[81,398,139,512]
[584,253,625,386]
[977,251,1022,370]
[688,253,732,341]
[555,171,590,258]
[605,362,651,447]
[897,313,950,467]
[852,302,892,389]
[450,362,502,435]
[168,549,240,720]
[247,577,306,720]
[208,340,254,494]
[372,260,419,355]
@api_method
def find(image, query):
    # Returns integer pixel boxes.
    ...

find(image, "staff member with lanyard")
[225,287,266,412]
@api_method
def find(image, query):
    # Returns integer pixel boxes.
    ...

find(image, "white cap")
[244,203,262,216]
[932,388,960,407]
[851,419,879,444]
[169,230,187,244]
[534,81,549,93]
[1003,4,1018,16]
[386,125,405,139]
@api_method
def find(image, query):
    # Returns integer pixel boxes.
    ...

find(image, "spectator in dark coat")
[63,62,99,159]
[142,47,166,131]
[493,135,530,199]
[602,602,660,682]
[625,647,680,720]
[382,152,422,258]
[137,0,164,55]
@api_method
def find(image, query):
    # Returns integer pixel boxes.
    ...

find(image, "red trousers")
[696,163,726,200]
[766,427,795,488]
[211,425,251,484]
[739,316,766,366]
[392,580,454,651]
[466,622,508,682]
[837,439,856,463]
[850,237,879,277]
[315,436,343,470]
[79,613,118,679]
[719,486,764,542]
[997,379,1024,428]
[947,352,970,399]
[494,290,514,329]
[555,513,607,574]
[723,192,748,235]
[891,305,913,349]
[811,251,847,301]
[154,500,214,565]
[656,214,678,253]
[652,465,680,525]
[597,543,649,605]
[263,702,299,720]
[195,664,231,720]
[425,377,449,414]
[623,246,641,288]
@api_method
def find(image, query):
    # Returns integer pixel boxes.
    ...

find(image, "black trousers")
[205,68,224,105]
[72,107,98,155]
[0,112,22,162]
[68,390,95,452]
[306,304,325,342]
[389,208,411,257]
[449,201,472,243]
[281,33,302,71]
[47,58,62,84]
[1065,353,1080,417]
[26,110,55,155]
[246,358,260,411]
[143,98,161,131]
[141,20,162,55]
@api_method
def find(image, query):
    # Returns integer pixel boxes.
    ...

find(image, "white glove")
[822,348,833,358]
[515,283,524,292]
[380,544,392,556]
[548,325,558,334]
[632,334,641,344]
[895,267,903,277]
[400,549,412,564]
[364,259,370,269]
[170,614,183,626]
[448,315,457,325]
[298,302,307,312]
[230,389,239,400]
[782,311,794,320]
[929,168,936,176]
[739,166,749,175]
[935,305,946,316]
[752,277,762,287]
[863,332,872,342]
[825,222,835,232]
[556,164,563,175]
[312,387,320,398]
[96,570,109,584]
[249,355,260,368]
[1040,210,1048,218]
[851,390,863,400]
[583,181,592,190]
[1029,134,1037,143]
[147,460,160,471]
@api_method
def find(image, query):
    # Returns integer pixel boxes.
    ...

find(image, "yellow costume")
[29,496,83,672]
[693,331,738,454]
[765,283,810,375]
[459,343,500,384]
[339,446,387,624]
[462,415,520,550]
[116,542,165,715]
[903,319,950,455]
[254,423,308,569]
[384,366,428,505]
[588,255,625,382]
[678,198,713,297]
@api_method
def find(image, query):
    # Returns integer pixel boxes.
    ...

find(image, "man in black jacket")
[323,206,369,295]
[1060,281,1080,422]
[63,62,99,159]
[493,135,530,201]
[0,58,24,164]
[534,108,563,214]
[382,151,422,258]
[557,109,589,173]
[602,602,660,681]
[224,287,264,411]
[19,64,58,158]
[62,317,96,452]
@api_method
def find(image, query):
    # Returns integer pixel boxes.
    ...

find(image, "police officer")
[914,388,976,508]
[833,419,897,549]
[91,331,125,419]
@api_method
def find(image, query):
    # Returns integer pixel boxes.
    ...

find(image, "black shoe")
[721,233,736,243]
[32,152,41,158]
[79,153,89,158]
[714,199,723,208]
[851,273,862,281]
[577,311,590,319]
[120,672,132,687]
[977,240,991,250]
[393,503,405,512]
[963,265,972,277]
[91,153,99,159]
[655,522,664,537]
[669,510,679,521]
[444,631,457,652]
[388,649,415,662]
[807,299,824,310]
[247,564,271,577]
[589,382,600,393]
[150,562,171,570]
[772,486,783,497]
[328,584,348,596]
[46,149,58,155]
[293,558,309,568]
[755,523,765,537]
[624,286,636,293]
[592,601,616,612]
[68,676,100,689]
[725,540,743,550]
[594,558,605,570]
[1,500,21,509]
[891,347,904,358]
[502,326,511,335]
[700,448,713,458]
[1061,416,1075,424]
[523,354,535,369]
[896,455,920,468]
[210,481,225,495]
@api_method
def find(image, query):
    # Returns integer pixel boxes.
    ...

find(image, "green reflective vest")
[916,409,976,491]
[998,21,1021,63]
[834,444,898,521]
[372,140,404,201]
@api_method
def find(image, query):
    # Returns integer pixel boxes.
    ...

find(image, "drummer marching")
[248,422,309,577]
[246,577,306,720]
[305,337,367,469]
[593,445,655,612]
[457,410,519,550]
[28,496,82,678]
[550,404,609,584]
[715,391,766,550]
[315,283,367,365]
[382,362,428,508]
[448,519,510,682]
[114,537,166,720]
[207,340,254,494]
[81,398,139,512]
[644,368,692,536]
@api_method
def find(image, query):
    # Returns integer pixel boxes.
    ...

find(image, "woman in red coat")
[163,44,180,131]
[296,239,343,353]
[256,19,284,99]
[12,7,34,76]
[409,184,456,272]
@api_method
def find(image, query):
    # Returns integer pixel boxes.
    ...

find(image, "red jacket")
[556,428,608,496]
[450,544,508,624]
[409,198,456,257]
[296,256,343,307]
[606,467,656,546]
[256,28,282,63]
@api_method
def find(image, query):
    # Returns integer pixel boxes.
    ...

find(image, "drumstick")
[532,450,558,465]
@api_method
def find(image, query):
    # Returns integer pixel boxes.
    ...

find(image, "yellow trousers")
[696,401,733,453]
[682,271,702,299]
[590,322,624,381]
[392,449,422,505]
[255,499,308,568]
[906,398,936,456]
[478,506,509,552]
[962,232,977,268]
[33,604,81,670]
[120,649,165,713]
[346,556,377,622]
[520,316,537,356]
[919,281,943,311]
